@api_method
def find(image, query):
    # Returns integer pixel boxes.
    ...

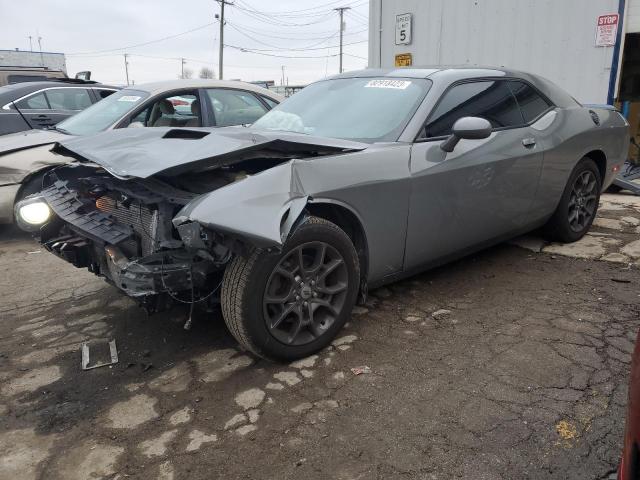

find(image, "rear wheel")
[543,158,601,242]
[221,216,360,361]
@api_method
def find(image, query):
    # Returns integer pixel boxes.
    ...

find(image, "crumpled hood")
[52,126,369,179]
[0,128,68,157]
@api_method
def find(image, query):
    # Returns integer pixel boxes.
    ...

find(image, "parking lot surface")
[0,193,639,480]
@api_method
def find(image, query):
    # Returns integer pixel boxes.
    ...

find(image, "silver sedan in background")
[0,79,282,224]
[18,67,629,361]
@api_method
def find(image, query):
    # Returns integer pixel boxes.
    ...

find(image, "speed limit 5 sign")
[395,13,412,45]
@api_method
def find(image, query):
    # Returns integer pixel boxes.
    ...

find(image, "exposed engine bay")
[39,165,240,311]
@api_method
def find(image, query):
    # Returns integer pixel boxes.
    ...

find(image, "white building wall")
[0,50,67,73]
[369,0,622,104]
[629,0,640,32]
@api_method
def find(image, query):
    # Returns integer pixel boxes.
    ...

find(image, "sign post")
[395,53,413,67]
[595,14,619,47]
[395,13,412,45]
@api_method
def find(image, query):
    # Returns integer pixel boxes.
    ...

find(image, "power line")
[230,38,368,52]
[233,0,361,16]
[225,44,342,59]
[232,1,336,27]
[226,21,365,52]
[225,20,367,40]
[68,23,215,56]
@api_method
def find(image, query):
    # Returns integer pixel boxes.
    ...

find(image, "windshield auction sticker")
[365,79,411,89]
[117,95,142,102]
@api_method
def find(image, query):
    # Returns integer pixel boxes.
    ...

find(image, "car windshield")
[55,89,149,136]
[252,77,431,142]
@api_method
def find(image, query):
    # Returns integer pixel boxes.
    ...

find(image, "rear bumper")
[0,183,20,224]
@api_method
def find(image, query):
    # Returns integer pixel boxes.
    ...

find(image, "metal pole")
[218,1,232,80]
[181,58,186,79]
[334,7,351,73]
[28,36,33,52]
[124,54,130,86]
[37,35,44,67]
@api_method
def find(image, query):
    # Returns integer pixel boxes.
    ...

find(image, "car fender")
[173,159,310,248]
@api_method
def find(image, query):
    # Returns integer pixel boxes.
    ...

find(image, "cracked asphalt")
[0,193,639,480]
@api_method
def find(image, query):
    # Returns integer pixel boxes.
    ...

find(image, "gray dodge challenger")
[16,67,629,360]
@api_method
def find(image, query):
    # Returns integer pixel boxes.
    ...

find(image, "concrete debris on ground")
[350,366,371,375]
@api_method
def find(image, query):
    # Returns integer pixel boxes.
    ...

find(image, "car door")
[42,87,94,125]
[404,79,544,270]
[13,90,54,130]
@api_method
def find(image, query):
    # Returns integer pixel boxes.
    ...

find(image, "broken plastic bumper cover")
[38,180,203,297]
[41,179,133,244]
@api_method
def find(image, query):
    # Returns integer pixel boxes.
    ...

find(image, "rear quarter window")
[423,80,524,138]
[508,81,552,123]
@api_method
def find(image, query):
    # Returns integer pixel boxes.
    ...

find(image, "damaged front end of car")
[32,165,231,311]
[21,127,366,312]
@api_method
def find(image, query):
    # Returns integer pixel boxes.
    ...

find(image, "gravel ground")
[0,193,638,480]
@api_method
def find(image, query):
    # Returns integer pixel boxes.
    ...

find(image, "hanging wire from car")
[137,201,225,328]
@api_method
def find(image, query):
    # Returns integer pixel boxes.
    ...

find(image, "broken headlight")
[15,196,51,231]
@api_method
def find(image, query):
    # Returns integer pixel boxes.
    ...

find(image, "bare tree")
[199,67,215,79]
[181,68,193,79]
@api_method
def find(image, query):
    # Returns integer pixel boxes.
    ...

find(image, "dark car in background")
[619,329,640,480]
[0,80,119,135]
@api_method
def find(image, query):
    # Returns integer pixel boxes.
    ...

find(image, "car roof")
[323,66,578,108]
[327,66,532,80]
[0,80,119,92]
[0,81,120,105]
[124,79,283,101]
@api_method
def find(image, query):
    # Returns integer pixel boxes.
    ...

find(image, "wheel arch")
[583,149,607,182]
[304,199,370,293]
[15,166,54,201]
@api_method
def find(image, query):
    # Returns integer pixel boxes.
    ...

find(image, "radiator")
[95,195,157,257]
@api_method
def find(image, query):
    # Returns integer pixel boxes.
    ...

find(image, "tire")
[543,157,602,243]
[221,216,360,361]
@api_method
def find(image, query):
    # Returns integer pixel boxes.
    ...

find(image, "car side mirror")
[440,117,492,152]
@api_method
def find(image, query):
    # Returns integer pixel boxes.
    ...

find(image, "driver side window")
[129,91,201,128]
[419,80,524,139]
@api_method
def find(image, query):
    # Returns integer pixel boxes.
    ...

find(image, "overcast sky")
[0,0,369,86]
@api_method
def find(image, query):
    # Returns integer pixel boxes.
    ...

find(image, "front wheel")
[543,158,601,243]
[221,216,360,361]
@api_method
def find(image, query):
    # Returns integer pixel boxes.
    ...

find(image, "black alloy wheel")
[567,170,598,233]
[263,241,348,346]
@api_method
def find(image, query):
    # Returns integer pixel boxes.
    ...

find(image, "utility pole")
[124,54,130,86]
[28,36,33,52]
[37,35,44,67]
[181,58,186,79]
[334,7,350,73]
[281,65,285,86]
[216,0,233,80]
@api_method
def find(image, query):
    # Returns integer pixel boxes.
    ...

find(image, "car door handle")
[32,115,52,122]
[522,137,536,148]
